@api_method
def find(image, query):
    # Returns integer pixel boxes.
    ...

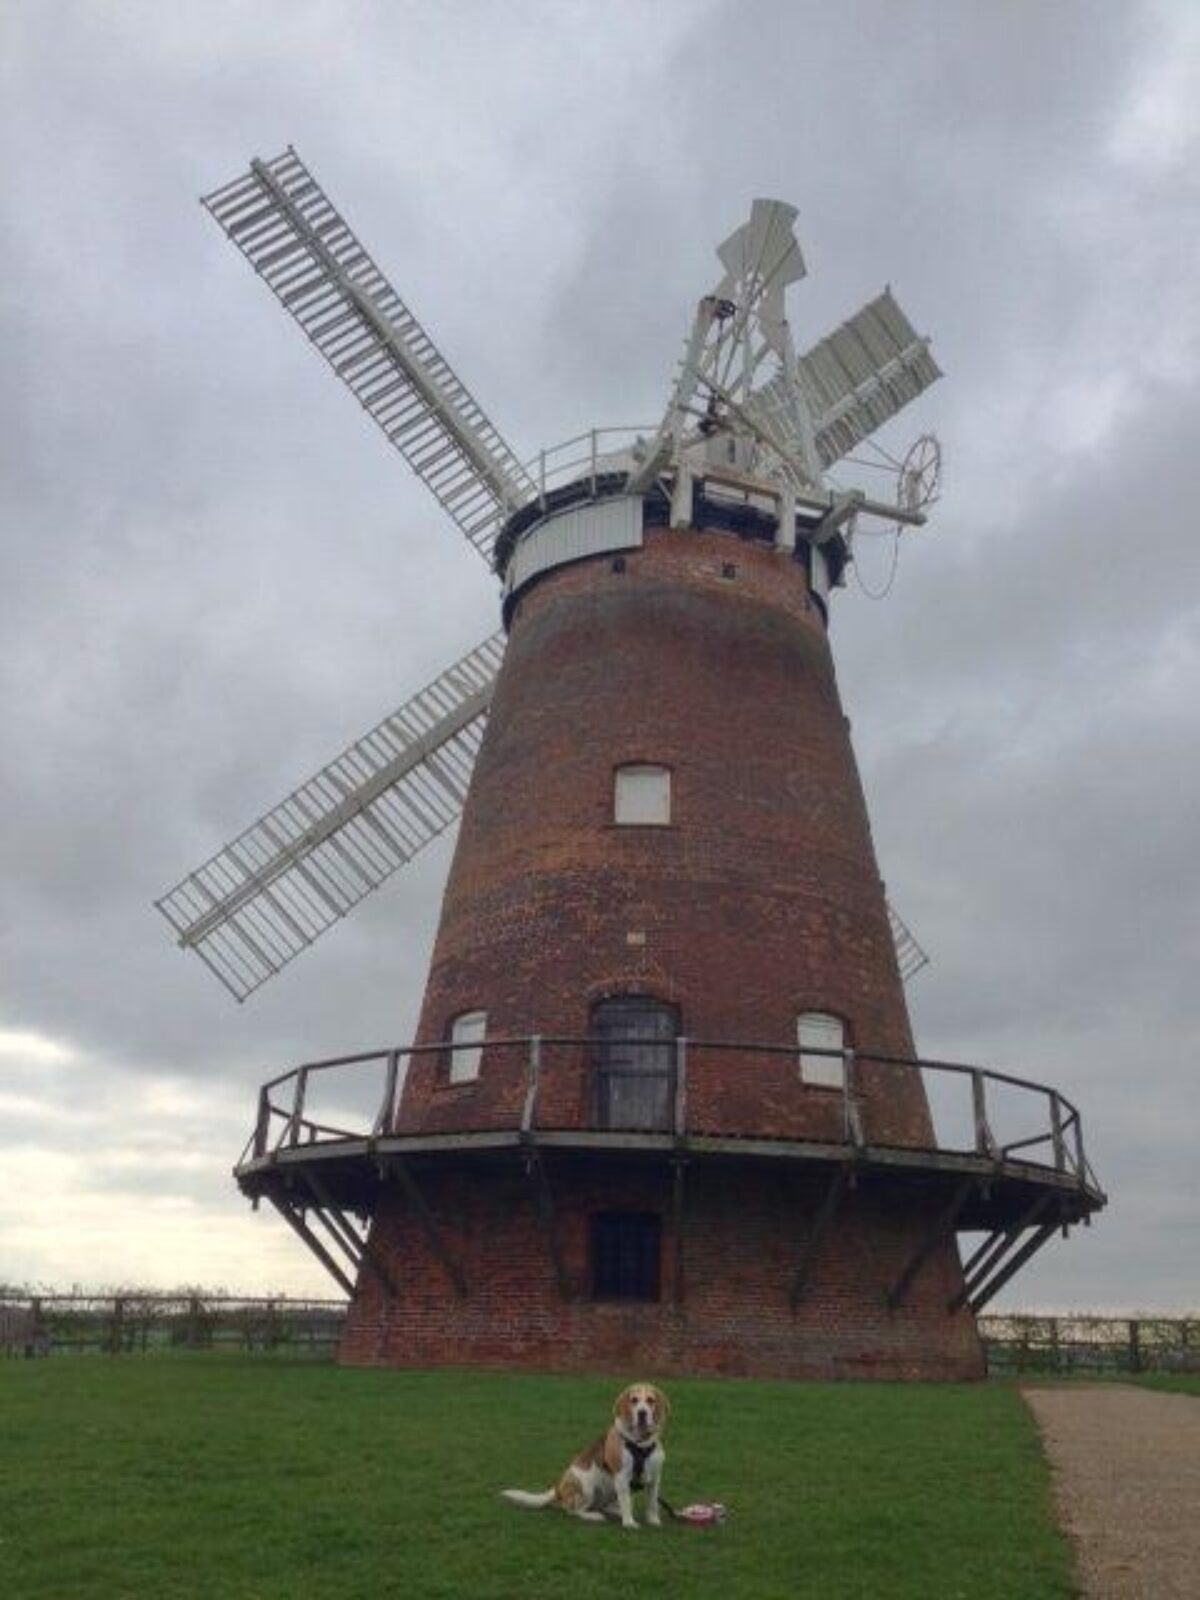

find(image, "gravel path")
[1022,1384,1200,1600]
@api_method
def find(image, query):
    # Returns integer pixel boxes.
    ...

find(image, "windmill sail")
[156,633,506,1001]
[748,289,941,470]
[202,148,535,562]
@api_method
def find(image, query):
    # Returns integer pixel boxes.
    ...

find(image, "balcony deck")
[234,1035,1105,1313]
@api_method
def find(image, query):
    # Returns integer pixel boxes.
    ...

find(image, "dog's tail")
[500,1487,557,1510]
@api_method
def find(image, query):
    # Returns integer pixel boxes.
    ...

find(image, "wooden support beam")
[790,1164,851,1308]
[381,1157,467,1298]
[886,1177,975,1309]
[302,1174,366,1264]
[309,1198,364,1272]
[948,1194,1054,1312]
[523,1149,571,1301]
[305,1171,397,1299]
[267,1194,355,1297]
[969,1220,1061,1314]
[961,1226,1003,1281]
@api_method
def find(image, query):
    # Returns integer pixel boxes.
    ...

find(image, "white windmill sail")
[630,198,819,494]
[748,289,941,471]
[887,901,930,983]
[156,633,506,1001]
[202,148,535,562]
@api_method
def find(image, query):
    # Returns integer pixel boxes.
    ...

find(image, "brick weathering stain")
[341,527,984,1380]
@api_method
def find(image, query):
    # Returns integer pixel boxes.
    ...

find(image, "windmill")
[160,150,1102,1379]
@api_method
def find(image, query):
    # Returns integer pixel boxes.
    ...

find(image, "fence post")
[1129,1319,1142,1373]
[110,1296,125,1355]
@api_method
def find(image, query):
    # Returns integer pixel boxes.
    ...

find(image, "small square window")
[591,1211,661,1300]
[614,764,671,826]
[447,1009,487,1084]
[798,1012,845,1089]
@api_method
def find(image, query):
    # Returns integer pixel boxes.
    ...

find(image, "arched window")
[797,1011,845,1089]
[591,995,679,1131]
[613,764,672,826]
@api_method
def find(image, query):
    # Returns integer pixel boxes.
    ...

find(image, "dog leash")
[658,1495,728,1526]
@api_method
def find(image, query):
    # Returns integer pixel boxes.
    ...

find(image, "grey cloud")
[2,0,1196,1307]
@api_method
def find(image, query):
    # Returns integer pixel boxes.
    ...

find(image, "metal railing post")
[521,1035,542,1136]
[1049,1091,1066,1171]
[289,1068,308,1148]
[254,1087,269,1158]
[971,1069,993,1156]
[674,1037,688,1139]
[374,1050,400,1136]
[842,1049,863,1148]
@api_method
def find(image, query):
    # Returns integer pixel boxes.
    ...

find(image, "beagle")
[501,1383,670,1529]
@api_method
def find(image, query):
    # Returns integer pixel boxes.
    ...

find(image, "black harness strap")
[624,1439,656,1489]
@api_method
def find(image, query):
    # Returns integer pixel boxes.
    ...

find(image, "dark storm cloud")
[1,0,1196,1304]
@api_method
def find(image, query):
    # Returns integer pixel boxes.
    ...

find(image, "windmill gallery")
[159,150,1104,1379]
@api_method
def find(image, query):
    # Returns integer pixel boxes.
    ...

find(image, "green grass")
[0,1355,1073,1600]
[1132,1372,1200,1397]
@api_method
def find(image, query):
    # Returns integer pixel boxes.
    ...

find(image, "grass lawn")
[1133,1372,1200,1398]
[1,1355,1073,1600]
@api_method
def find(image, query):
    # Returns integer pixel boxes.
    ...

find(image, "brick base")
[340,1159,984,1382]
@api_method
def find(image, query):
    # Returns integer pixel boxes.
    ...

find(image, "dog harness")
[623,1439,656,1489]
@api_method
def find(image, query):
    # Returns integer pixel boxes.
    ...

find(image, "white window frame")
[614,764,672,826]
[798,1011,846,1089]
[448,1009,487,1084]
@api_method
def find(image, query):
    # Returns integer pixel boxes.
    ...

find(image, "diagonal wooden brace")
[522,1146,571,1301]
[267,1193,356,1298]
[790,1163,852,1308]
[886,1177,976,1309]
[305,1171,397,1299]
[381,1156,467,1298]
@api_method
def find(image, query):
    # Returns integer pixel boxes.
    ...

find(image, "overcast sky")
[2,0,1197,1311]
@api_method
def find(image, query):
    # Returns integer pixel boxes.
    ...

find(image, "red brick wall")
[345,522,982,1380]
[341,1160,983,1381]
[396,526,931,1148]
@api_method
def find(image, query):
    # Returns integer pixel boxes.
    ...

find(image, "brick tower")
[167,156,1106,1381]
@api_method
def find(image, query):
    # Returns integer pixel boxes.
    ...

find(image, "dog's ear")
[653,1387,671,1425]
[613,1386,634,1423]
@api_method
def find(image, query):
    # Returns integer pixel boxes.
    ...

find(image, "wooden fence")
[980,1314,1200,1375]
[4,1295,1195,1374]
[0,1292,347,1356]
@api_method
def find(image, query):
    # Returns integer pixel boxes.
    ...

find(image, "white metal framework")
[201,148,534,562]
[156,633,505,1000]
[164,160,942,999]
